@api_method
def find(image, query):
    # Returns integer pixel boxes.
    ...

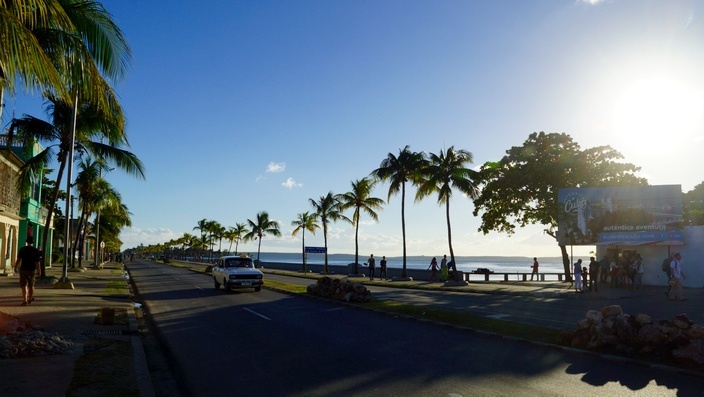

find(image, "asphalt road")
[128,260,702,396]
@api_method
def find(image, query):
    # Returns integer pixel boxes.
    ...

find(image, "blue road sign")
[305,246,327,253]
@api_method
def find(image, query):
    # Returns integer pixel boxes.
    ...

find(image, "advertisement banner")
[557,185,683,246]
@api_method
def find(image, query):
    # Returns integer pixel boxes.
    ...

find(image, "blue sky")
[5,0,704,258]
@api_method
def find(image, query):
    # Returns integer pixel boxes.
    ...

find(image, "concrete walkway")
[0,262,152,397]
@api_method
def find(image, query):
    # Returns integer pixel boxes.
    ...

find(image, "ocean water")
[256,253,571,274]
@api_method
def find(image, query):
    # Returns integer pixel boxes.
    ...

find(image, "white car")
[212,256,263,292]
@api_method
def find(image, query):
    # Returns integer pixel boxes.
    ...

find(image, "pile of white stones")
[558,305,704,369]
[307,276,372,302]
[0,312,74,358]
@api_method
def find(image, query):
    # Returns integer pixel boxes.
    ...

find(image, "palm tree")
[207,220,225,259]
[193,219,209,261]
[416,146,479,281]
[0,0,131,114]
[338,178,384,275]
[370,145,427,277]
[291,212,320,272]
[9,93,144,274]
[245,211,281,265]
[309,192,347,274]
[72,156,116,268]
[2,0,133,281]
[225,223,249,255]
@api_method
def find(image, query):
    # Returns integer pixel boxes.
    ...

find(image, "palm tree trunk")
[301,232,306,273]
[40,151,67,276]
[323,226,329,274]
[354,220,360,275]
[401,182,407,278]
[445,201,457,280]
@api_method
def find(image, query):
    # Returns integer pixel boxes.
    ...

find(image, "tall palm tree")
[225,223,249,255]
[370,145,427,277]
[291,212,319,272]
[338,178,384,275]
[245,211,281,265]
[0,0,131,113]
[207,220,225,259]
[1,0,72,118]
[309,192,346,274]
[193,219,209,261]
[9,93,144,273]
[416,146,479,281]
[72,156,111,267]
[2,0,133,280]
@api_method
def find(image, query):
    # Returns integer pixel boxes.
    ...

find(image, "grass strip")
[67,337,139,397]
[106,280,129,295]
[265,279,560,345]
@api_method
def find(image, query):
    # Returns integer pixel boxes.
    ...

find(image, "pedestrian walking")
[599,255,610,283]
[633,254,644,290]
[573,259,583,293]
[379,256,388,280]
[588,256,599,292]
[367,254,376,281]
[14,236,41,306]
[428,257,439,282]
[530,257,539,281]
[440,255,448,282]
[668,253,687,301]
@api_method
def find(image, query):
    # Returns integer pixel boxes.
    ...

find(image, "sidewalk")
[0,262,152,397]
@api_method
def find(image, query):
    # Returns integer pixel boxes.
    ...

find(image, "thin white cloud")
[267,162,286,173]
[282,177,302,189]
[577,0,605,5]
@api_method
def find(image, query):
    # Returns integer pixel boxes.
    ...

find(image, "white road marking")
[487,314,510,319]
[244,308,271,321]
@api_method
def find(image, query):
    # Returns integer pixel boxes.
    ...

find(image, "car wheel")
[213,277,220,289]
[255,285,261,292]
[224,279,231,291]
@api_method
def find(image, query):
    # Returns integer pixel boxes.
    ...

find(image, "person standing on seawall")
[573,259,583,293]
[668,253,686,301]
[530,257,539,281]
[440,255,448,282]
[633,254,644,290]
[14,236,41,306]
[379,256,388,280]
[599,255,610,283]
[428,257,438,282]
[588,256,600,292]
[367,254,376,281]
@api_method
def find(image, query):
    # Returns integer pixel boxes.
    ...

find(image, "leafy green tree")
[339,178,384,275]
[370,145,427,277]
[245,211,281,265]
[309,192,346,274]
[472,132,647,279]
[416,146,479,280]
[683,182,704,226]
[291,212,320,272]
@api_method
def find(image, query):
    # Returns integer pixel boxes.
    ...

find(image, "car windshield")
[225,259,252,268]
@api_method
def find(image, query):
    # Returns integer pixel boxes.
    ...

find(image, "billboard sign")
[557,185,683,246]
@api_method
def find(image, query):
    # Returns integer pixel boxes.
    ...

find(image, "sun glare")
[612,75,704,152]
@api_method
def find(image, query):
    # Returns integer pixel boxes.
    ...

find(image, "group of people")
[365,254,458,282]
[365,254,387,281]
[569,252,687,300]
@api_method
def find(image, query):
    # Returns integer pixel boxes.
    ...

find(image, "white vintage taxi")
[212,256,263,292]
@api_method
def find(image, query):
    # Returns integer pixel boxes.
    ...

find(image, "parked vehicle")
[472,268,494,274]
[212,256,263,292]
